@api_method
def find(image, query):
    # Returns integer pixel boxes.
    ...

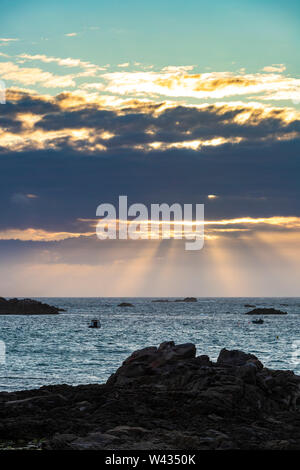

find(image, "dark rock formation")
[245,307,287,315]
[0,297,61,315]
[174,297,197,302]
[216,348,264,369]
[244,304,256,308]
[118,302,134,307]
[152,298,197,303]
[0,342,300,450]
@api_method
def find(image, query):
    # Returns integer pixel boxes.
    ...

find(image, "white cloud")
[80,82,105,91]
[262,64,286,73]
[162,65,195,72]
[0,38,19,44]
[18,53,107,76]
[0,61,76,88]
[100,69,300,102]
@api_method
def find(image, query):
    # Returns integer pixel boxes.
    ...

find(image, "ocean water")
[0,297,299,391]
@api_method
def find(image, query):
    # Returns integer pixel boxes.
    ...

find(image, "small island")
[245,307,287,315]
[0,297,61,315]
[152,297,198,303]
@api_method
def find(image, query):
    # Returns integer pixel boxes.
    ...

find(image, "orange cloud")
[101,69,300,102]
[0,228,94,242]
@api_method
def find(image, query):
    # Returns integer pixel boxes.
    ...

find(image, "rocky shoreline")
[0,341,300,450]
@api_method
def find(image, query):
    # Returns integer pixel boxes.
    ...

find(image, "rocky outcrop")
[0,298,61,315]
[216,348,264,369]
[0,342,300,450]
[245,307,287,315]
[175,297,197,302]
[152,298,197,303]
[118,302,134,307]
[107,343,300,413]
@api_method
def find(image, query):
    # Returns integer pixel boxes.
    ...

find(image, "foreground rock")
[245,307,287,315]
[0,342,300,450]
[0,297,61,315]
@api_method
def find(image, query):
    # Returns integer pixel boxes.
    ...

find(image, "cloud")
[263,64,286,73]
[100,69,300,102]
[1,215,300,243]
[18,53,106,75]
[1,57,299,104]
[0,38,19,46]
[0,228,93,241]
[0,58,299,295]
[80,82,105,91]
[0,88,300,242]
[162,65,195,72]
[2,89,299,154]
[0,137,300,235]
[0,38,19,42]
[0,62,76,88]
[65,32,78,37]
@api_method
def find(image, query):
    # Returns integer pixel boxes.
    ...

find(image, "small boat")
[89,319,101,328]
[252,318,264,325]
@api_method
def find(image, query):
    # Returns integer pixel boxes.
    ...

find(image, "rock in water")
[245,307,287,315]
[118,302,134,307]
[0,297,61,315]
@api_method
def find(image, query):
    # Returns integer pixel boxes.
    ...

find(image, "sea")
[0,297,299,391]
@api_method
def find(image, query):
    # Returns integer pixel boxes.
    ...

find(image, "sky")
[0,0,300,296]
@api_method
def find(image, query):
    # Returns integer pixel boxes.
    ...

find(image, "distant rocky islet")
[0,297,62,315]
